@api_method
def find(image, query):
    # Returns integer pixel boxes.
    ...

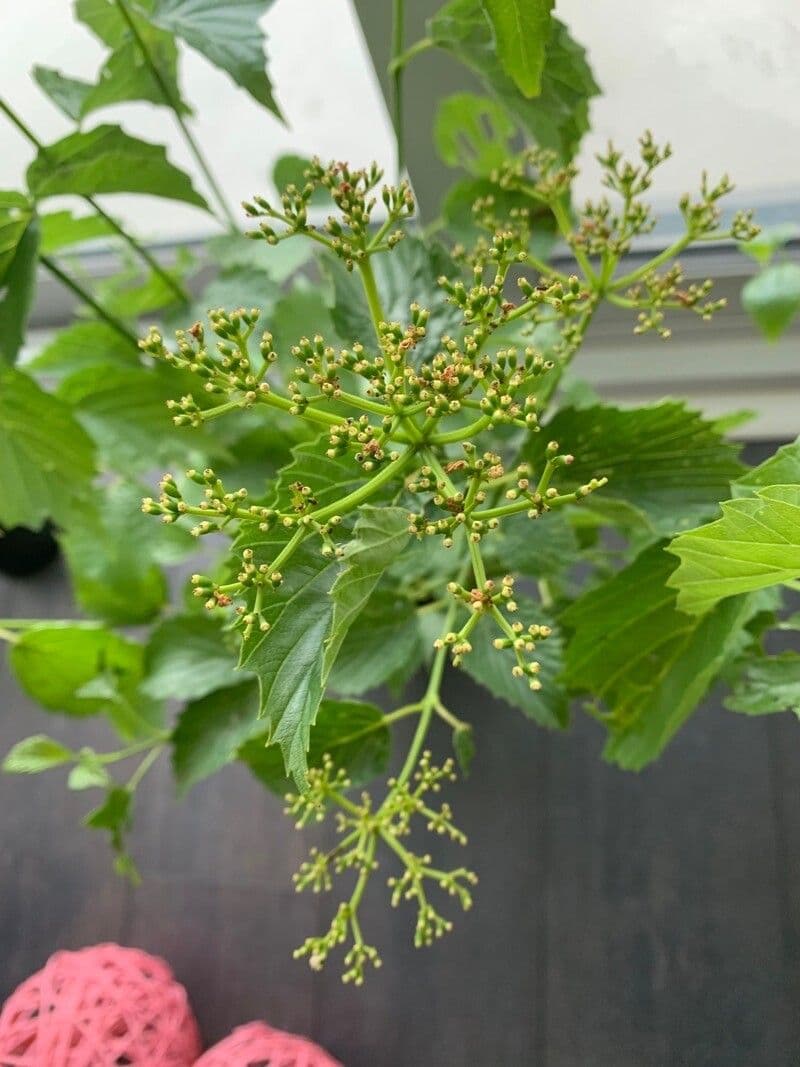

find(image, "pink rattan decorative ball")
[0,943,201,1067]
[195,1021,342,1067]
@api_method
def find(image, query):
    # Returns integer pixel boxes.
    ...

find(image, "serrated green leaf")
[725,652,800,717]
[526,401,744,535]
[430,4,598,161]
[60,482,190,625]
[272,435,366,513]
[482,509,578,577]
[9,624,142,717]
[0,192,34,282]
[172,679,263,794]
[742,262,800,341]
[667,484,800,615]
[56,363,200,472]
[0,368,96,528]
[142,614,241,701]
[325,236,462,367]
[206,232,312,284]
[29,321,139,378]
[328,588,424,697]
[33,65,93,122]
[2,735,75,774]
[240,698,390,795]
[561,543,759,768]
[0,216,40,365]
[435,93,517,175]
[461,597,567,727]
[324,506,410,677]
[481,0,554,97]
[83,31,190,119]
[27,125,209,209]
[735,437,800,493]
[39,210,117,255]
[148,0,281,115]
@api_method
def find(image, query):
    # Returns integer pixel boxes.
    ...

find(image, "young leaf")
[39,210,116,255]
[32,66,93,121]
[84,786,139,882]
[434,93,517,176]
[0,191,34,281]
[667,485,800,615]
[725,652,800,717]
[328,589,424,697]
[460,598,567,728]
[240,699,390,795]
[481,509,579,578]
[27,125,209,209]
[324,507,411,678]
[480,0,554,98]
[739,223,799,267]
[237,532,339,787]
[172,679,264,794]
[452,723,476,777]
[429,4,599,161]
[147,0,281,116]
[0,368,96,528]
[0,216,40,365]
[68,751,113,791]
[8,624,142,717]
[525,401,744,535]
[2,735,75,775]
[142,614,242,702]
[272,155,331,206]
[742,262,800,341]
[562,543,759,769]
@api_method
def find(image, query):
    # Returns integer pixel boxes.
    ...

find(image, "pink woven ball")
[195,1021,342,1067]
[0,943,201,1067]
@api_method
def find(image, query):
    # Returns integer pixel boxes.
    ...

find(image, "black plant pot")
[0,523,59,577]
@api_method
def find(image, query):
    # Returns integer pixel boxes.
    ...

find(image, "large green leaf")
[667,485,800,615]
[240,698,390,795]
[725,652,800,717]
[434,93,517,176]
[324,506,410,677]
[480,0,554,97]
[525,401,744,535]
[271,435,366,513]
[172,679,264,794]
[29,321,139,378]
[39,210,117,255]
[27,125,208,209]
[429,3,598,161]
[742,262,800,341]
[0,206,40,365]
[142,614,241,701]
[562,543,757,769]
[481,509,578,577]
[460,597,567,728]
[8,624,142,717]
[32,66,93,122]
[735,437,800,492]
[328,588,424,697]
[0,368,96,528]
[325,236,462,367]
[148,0,281,115]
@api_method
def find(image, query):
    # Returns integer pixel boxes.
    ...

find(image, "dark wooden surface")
[2,543,800,1065]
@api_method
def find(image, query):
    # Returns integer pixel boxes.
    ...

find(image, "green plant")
[3,0,799,987]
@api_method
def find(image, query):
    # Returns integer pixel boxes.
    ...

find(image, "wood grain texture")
[2,473,799,1064]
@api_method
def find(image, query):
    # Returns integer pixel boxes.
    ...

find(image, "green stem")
[433,699,468,733]
[40,255,139,346]
[391,0,406,178]
[126,744,164,791]
[611,233,692,291]
[99,734,170,765]
[551,197,597,284]
[467,537,487,586]
[113,0,238,231]
[0,628,20,644]
[358,259,386,338]
[0,96,189,304]
[388,36,434,74]
[471,491,579,522]
[310,448,415,524]
[428,414,493,446]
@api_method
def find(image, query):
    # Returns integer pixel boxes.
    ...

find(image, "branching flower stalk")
[140,141,758,981]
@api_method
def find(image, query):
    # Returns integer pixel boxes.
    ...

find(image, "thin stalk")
[391,0,406,177]
[40,254,139,346]
[358,259,386,337]
[611,233,692,291]
[0,96,189,304]
[551,196,597,284]
[113,0,238,231]
[309,448,415,524]
[127,744,164,791]
[388,36,434,74]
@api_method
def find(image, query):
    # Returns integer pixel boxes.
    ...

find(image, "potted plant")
[1,0,799,990]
